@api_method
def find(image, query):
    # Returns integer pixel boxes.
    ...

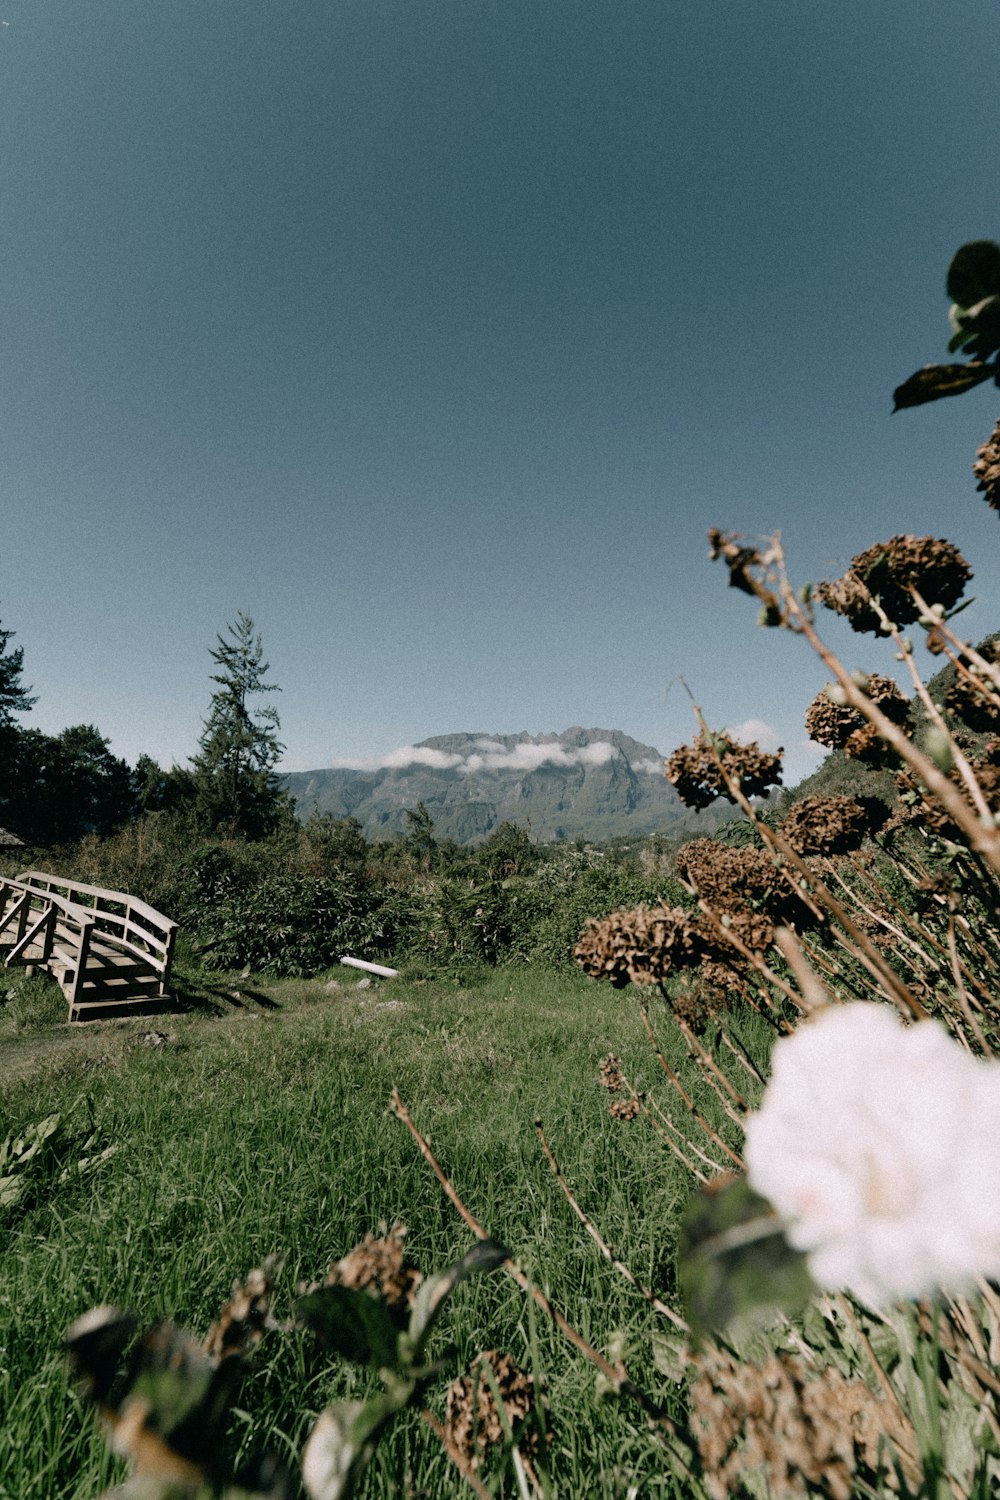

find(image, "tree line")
[0,609,291,846]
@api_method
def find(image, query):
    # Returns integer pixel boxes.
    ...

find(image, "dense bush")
[191,872,402,976]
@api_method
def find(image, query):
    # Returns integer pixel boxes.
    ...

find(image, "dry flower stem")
[674,1012,748,1113]
[389,1088,682,1436]
[889,615,994,823]
[910,587,1000,694]
[718,1026,765,1086]
[535,1119,688,1330]
[772,927,833,1014]
[636,1084,721,1180]
[638,1008,745,1170]
[946,915,992,1055]
[420,1408,493,1500]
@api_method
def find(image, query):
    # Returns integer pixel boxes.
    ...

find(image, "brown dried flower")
[803,690,860,750]
[816,535,971,634]
[574,904,710,987]
[444,1350,537,1468]
[804,677,910,762]
[666,732,783,810]
[779,795,876,856]
[325,1223,422,1313]
[689,1345,920,1500]
[203,1257,280,1362]
[608,1097,640,1121]
[597,1053,625,1092]
[973,416,1000,512]
[943,640,1000,732]
[678,839,774,911]
[670,984,717,1033]
[894,741,1000,839]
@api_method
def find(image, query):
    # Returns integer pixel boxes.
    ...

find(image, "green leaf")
[406,1237,510,1361]
[892,361,995,410]
[295,1285,401,1369]
[301,1393,403,1500]
[946,240,1000,308]
[678,1176,814,1343]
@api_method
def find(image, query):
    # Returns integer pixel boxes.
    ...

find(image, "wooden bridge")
[0,871,177,1023]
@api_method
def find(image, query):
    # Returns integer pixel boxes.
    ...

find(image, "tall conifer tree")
[190,613,289,837]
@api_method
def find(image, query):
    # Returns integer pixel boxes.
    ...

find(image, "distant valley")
[281,727,736,845]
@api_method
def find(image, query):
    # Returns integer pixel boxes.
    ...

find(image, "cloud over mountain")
[330,736,624,775]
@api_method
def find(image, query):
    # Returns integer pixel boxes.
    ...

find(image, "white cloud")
[633,757,665,776]
[726,718,783,753]
[324,738,624,775]
[328,744,464,772]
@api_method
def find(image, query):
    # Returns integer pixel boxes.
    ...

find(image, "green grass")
[0,964,746,1499]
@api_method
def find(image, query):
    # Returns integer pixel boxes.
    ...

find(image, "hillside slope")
[282,727,736,844]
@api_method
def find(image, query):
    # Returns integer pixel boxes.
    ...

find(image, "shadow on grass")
[169,970,281,1017]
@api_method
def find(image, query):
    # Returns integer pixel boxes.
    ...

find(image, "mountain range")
[281,727,737,845]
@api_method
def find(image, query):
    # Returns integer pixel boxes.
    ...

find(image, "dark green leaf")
[948,326,976,354]
[949,294,1000,361]
[946,240,1000,308]
[893,362,995,411]
[406,1237,510,1360]
[66,1306,138,1407]
[296,1285,401,1369]
[678,1176,814,1342]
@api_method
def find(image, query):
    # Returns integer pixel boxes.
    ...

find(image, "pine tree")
[190,613,290,838]
[0,611,37,831]
[0,613,36,727]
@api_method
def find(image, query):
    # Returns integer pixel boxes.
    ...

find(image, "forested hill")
[281,727,736,845]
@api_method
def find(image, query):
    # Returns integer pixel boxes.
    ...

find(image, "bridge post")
[67,920,94,1023]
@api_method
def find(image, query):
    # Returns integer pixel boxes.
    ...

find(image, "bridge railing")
[0,878,96,1009]
[15,871,178,996]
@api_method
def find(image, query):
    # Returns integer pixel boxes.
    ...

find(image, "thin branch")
[420,1408,494,1500]
[390,1089,682,1436]
[535,1119,688,1330]
[639,1009,745,1170]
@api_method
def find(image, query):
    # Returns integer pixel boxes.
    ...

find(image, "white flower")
[743,1002,1000,1307]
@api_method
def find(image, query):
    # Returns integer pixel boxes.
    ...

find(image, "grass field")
[0,963,744,1499]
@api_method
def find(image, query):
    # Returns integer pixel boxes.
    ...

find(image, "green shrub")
[190,873,402,976]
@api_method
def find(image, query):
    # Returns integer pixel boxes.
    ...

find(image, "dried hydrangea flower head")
[894,741,1000,838]
[804,676,910,762]
[689,1343,920,1500]
[444,1350,537,1468]
[943,638,1000,733]
[597,1053,625,1092]
[325,1223,422,1313]
[204,1257,280,1362]
[973,415,1000,512]
[608,1097,640,1122]
[676,838,806,931]
[816,535,971,634]
[744,1003,1000,1305]
[573,904,709,987]
[666,731,784,809]
[779,795,878,856]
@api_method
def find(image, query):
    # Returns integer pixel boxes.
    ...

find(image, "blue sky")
[2,0,999,786]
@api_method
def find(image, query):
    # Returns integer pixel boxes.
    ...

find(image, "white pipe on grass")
[340,955,399,978]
